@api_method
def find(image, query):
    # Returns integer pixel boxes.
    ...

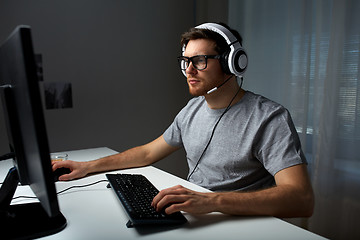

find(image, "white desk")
[0,147,326,240]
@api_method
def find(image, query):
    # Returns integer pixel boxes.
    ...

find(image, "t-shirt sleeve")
[163,117,183,147]
[255,108,307,176]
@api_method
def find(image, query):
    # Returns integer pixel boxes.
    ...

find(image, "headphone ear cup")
[181,69,186,77]
[220,48,247,76]
[233,49,248,75]
[181,44,187,77]
[220,51,232,75]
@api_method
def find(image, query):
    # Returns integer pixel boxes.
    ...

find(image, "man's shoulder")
[239,91,290,122]
[244,91,286,111]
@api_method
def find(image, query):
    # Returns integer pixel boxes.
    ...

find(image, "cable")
[11,179,109,200]
[187,77,244,181]
[12,195,37,200]
[56,179,108,195]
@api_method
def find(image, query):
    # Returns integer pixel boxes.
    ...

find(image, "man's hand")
[52,160,89,181]
[151,185,218,215]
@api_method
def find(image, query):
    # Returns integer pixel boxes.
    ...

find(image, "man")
[53,23,314,218]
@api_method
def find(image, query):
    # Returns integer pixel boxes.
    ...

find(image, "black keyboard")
[106,173,187,227]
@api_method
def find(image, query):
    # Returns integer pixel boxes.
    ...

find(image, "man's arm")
[52,135,179,181]
[152,164,314,218]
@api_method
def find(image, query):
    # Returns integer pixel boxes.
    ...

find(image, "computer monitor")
[0,26,66,239]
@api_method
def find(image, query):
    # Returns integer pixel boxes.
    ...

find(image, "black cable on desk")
[57,179,108,195]
[11,179,109,200]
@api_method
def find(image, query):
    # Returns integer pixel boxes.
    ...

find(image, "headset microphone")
[207,75,233,94]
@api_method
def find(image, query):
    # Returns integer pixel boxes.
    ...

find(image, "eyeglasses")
[177,55,221,71]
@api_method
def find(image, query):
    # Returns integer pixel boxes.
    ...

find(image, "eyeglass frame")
[177,55,221,71]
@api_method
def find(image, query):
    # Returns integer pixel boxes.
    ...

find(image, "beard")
[187,80,219,97]
[188,74,234,96]
[188,87,208,97]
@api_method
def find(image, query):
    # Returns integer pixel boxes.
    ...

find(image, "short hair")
[180,22,243,55]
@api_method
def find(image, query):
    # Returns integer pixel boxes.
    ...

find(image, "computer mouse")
[53,167,71,182]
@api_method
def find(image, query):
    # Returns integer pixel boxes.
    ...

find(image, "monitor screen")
[0,25,66,239]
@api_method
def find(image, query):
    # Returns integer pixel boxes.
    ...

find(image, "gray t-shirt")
[163,91,307,192]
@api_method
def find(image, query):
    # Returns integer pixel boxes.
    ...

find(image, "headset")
[181,22,248,77]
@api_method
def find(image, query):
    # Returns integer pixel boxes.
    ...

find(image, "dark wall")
[0,0,228,178]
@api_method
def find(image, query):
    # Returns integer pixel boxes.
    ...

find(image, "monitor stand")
[0,167,67,239]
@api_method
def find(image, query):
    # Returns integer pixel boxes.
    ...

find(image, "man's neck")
[204,78,245,109]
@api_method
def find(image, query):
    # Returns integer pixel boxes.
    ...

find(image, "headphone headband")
[195,23,239,48]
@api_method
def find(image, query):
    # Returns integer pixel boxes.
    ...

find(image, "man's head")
[179,23,247,78]
[178,23,247,96]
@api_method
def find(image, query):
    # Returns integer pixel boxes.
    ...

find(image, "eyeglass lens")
[179,56,207,71]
